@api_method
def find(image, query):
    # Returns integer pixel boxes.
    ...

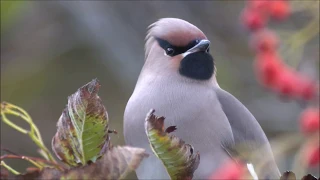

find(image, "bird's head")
[144,18,215,81]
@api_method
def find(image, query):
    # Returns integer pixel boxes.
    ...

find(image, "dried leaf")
[0,166,9,180]
[52,79,110,166]
[280,171,296,180]
[15,168,61,180]
[144,109,200,180]
[301,174,317,180]
[25,167,40,174]
[12,146,148,180]
[61,146,148,180]
[165,126,177,133]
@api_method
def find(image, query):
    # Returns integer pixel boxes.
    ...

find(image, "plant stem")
[28,133,56,163]
[0,161,20,175]
[9,103,45,144]
[0,154,65,171]
[1,102,57,163]
[0,112,29,134]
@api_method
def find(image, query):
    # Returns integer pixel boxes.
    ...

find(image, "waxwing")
[124,18,280,179]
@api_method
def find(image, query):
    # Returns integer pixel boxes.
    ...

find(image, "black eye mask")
[155,38,201,56]
[179,52,214,80]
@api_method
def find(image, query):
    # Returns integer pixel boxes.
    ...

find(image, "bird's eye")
[165,47,175,56]
[206,47,210,53]
[195,39,200,44]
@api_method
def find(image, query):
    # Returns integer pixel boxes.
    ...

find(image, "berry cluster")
[242,0,318,100]
[241,0,319,171]
[242,0,290,31]
[210,1,318,179]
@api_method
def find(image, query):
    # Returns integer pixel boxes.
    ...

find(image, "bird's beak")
[182,39,210,57]
[186,39,210,53]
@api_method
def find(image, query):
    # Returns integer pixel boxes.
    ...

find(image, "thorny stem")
[0,161,20,175]
[0,102,57,163]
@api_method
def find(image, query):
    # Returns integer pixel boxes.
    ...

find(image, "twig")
[0,154,65,171]
[0,161,20,175]
[1,148,19,155]
[1,102,57,163]
[0,112,29,134]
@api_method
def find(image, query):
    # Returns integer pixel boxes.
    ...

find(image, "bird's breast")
[124,80,235,178]
[124,80,233,148]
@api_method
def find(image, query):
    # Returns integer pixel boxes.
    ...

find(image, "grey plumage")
[215,87,280,178]
[124,18,280,179]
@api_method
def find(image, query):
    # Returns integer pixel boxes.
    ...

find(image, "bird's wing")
[214,87,280,178]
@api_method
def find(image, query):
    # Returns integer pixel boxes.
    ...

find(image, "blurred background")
[1,1,319,178]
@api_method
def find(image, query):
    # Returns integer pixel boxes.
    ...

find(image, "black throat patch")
[179,52,214,80]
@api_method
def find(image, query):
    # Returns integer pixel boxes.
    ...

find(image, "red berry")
[301,83,318,101]
[250,29,279,53]
[275,69,297,97]
[300,107,320,134]
[241,7,267,31]
[209,160,245,180]
[247,0,272,13]
[303,143,320,167]
[269,0,290,21]
[255,52,283,87]
[308,146,320,167]
[296,78,319,100]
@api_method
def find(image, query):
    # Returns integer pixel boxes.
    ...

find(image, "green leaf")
[13,146,148,180]
[144,109,200,180]
[52,79,110,166]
